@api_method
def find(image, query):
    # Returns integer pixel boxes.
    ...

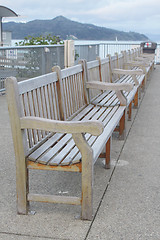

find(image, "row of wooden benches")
[5,47,155,220]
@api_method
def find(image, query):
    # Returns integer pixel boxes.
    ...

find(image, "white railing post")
[64,40,75,68]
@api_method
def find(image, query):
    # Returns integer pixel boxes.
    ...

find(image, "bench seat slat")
[93,106,125,161]
[71,106,122,164]
[27,105,122,166]
[49,138,76,165]
[43,105,112,165]
[98,92,117,106]
[38,134,72,164]
[92,91,114,105]
[27,133,64,161]
[60,107,110,165]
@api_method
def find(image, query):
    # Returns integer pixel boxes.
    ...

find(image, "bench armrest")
[125,61,148,67]
[112,68,144,76]
[86,81,133,92]
[112,68,144,86]
[135,57,152,62]
[20,116,104,136]
[86,81,134,106]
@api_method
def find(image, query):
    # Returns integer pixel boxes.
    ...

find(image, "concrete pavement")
[0,66,160,239]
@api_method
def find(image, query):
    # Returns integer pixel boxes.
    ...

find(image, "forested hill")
[3,16,149,41]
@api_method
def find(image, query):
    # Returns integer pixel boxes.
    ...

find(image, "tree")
[15,34,64,78]
[15,34,64,46]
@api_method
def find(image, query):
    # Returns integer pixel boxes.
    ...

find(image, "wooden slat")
[18,72,58,94]
[29,104,119,166]
[23,93,34,148]
[101,57,109,64]
[61,64,82,78]
[71,106,119,164]
[72,104,94,121]
[92,91,114,105]
[27,160,82,172]
[87,59,99,69]
[39,134,72,165]
[93,106,125,162]
[28,91,38,145]
[48,105,104,165]
[98,92,117,107]
[49,138,76,165]
[60,145,80,165]
[27,133,64,161]
[32,89,42,141]
[40,86,48,119]
[28,193,81,205]
[51,82,60,120]
[47,83,54,120]
[36,87,46,138]
[44,85,51,119]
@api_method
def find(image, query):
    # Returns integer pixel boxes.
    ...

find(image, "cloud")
[1,0,160,34]
[81,0,160,22]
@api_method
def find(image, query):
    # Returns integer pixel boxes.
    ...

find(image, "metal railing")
[99,42,141,58]
[1,41,159,92]
[75,44,99,64]
[0,44,64,92]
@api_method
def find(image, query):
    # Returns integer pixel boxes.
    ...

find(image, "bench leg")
[16,164,29,215]
[141,78,145,92]
[119,110,126,140]
[99,137,111,169]
[139,86,141,99]
[134,90,139,108]
[81,156,93,221]
[72,133,93,220]
[105,137,111,169]
[128,101,132,121]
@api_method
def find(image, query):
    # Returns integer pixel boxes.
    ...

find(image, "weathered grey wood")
[92,106,126,161]
[52,66,66,120]
[7,48,148,220]
[86,81,133,106]
[112,68,144,86]
[72,133,93,220]
[28,193,81,205]
[19,72,58,94]
[27,160,82,172]
[96,50,148,121]
[5,77,28,215]
[28,133,63,161]
[20,116,104,136]
[86,81,133,92]
[61,64,83,78]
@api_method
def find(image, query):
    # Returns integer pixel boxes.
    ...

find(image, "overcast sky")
[1,0,160,37]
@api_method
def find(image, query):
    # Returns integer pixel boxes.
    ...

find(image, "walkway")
[0,66,160,240]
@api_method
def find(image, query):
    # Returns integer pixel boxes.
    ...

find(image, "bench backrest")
[99,57,111,83]
[53,64,88,120]
[98,54,121,83]
[6,63,89,155]
[99,47,141,83]
[86,59,102,101]
[6,72,62,155]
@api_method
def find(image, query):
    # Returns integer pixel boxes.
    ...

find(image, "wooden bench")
[81,50,145,123]
[107,52,146,118]
[6,62,133,220]
[122,49,155,81]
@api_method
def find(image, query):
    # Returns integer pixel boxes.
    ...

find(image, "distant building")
[0,5,18,46]
[67,35,78,40]
[2,31,12,46]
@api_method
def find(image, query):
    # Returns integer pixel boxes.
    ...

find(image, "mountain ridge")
[3,16,149,41]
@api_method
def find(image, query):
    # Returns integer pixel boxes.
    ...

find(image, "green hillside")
[3,16,149,41]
